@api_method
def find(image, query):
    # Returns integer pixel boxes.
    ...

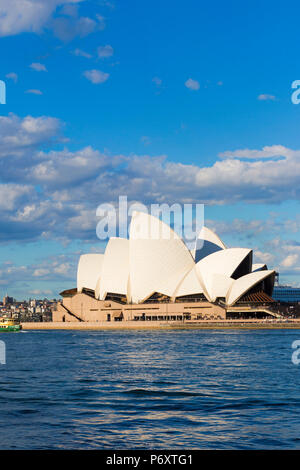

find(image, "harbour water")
[0,329,300,449]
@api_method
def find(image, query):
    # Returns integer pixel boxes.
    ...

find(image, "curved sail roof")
[95,275,101,300]
[75,211,276,309]
[252,263,267,272]
[174,266,204,298]
[129,211,195,303]
[98,237,129,300]
[226,270,275,306]
[197,271,234,302]
[77,254,104,293]
[194,226,226,262]
[195,248,252,301]
[197,247,252,279]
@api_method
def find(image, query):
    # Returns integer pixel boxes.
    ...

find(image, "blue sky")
[0,0,300,299]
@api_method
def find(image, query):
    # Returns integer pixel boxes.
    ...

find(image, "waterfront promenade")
[21,319,300,330]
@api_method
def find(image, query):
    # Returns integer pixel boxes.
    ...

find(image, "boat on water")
[0,318,22,332]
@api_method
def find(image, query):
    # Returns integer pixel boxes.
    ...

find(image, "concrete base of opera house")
[51,291,282,325]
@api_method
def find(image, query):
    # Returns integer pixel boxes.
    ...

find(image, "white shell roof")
[195,248,252,302]
[129,210,181,241]
[252,263,267,272]
[226,270,275,306]
[174,266,204,298]
[197,247,252,279]
[98,237,129,300]
[77,254,104,293]
[95,276,101,300]
[197,272,234,303]
[76,212,275,308]
[129,211,195,303]
[194,226,226,262]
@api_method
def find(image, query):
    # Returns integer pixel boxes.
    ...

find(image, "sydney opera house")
[53,211,279,323]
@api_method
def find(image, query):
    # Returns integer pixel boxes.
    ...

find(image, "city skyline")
[0,0,300,299]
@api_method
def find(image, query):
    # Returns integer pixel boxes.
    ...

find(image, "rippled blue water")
[0,329,300,449]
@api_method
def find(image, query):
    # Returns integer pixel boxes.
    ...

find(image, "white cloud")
[254,250,276,265]
[4,120,300,210]
[0,113,61,158]
[219,145,291,160]
[30,62,47,72]
[96,14,106,30]
[22,115,58,134]
[0,264,27,284]
[50,15,97,41]
[25,89,43,95]
[207,218,265,236]
[33,268,50,277]
[3,114,300,247]
[281,254,299,268]
[60,4,79,17]
[29,289,53,296]
[254,238,300,275]
[140,136,151,146]
[100,0,115,8]
[152,77,162,87]
[0,0,100,42]
[53,263,71,275]
[207,216,300,243]
[29,146,115,188]
[185,78,200,90]
[257,94,276,101]
[0,184,33,211]
[97,44,114,58]
[73,48,92,58]
[83,69,109,84]
[6,72,18,83]
[0,254,78,296]
[0,0,83,37]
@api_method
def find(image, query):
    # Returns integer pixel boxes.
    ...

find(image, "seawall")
[21,320,300,330]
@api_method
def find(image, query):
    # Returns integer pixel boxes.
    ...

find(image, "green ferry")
[0,318,22,332]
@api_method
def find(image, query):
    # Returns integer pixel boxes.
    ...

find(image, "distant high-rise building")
[3,295,13,306]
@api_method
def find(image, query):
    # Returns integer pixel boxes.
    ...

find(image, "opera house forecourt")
[53,211,279,324]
